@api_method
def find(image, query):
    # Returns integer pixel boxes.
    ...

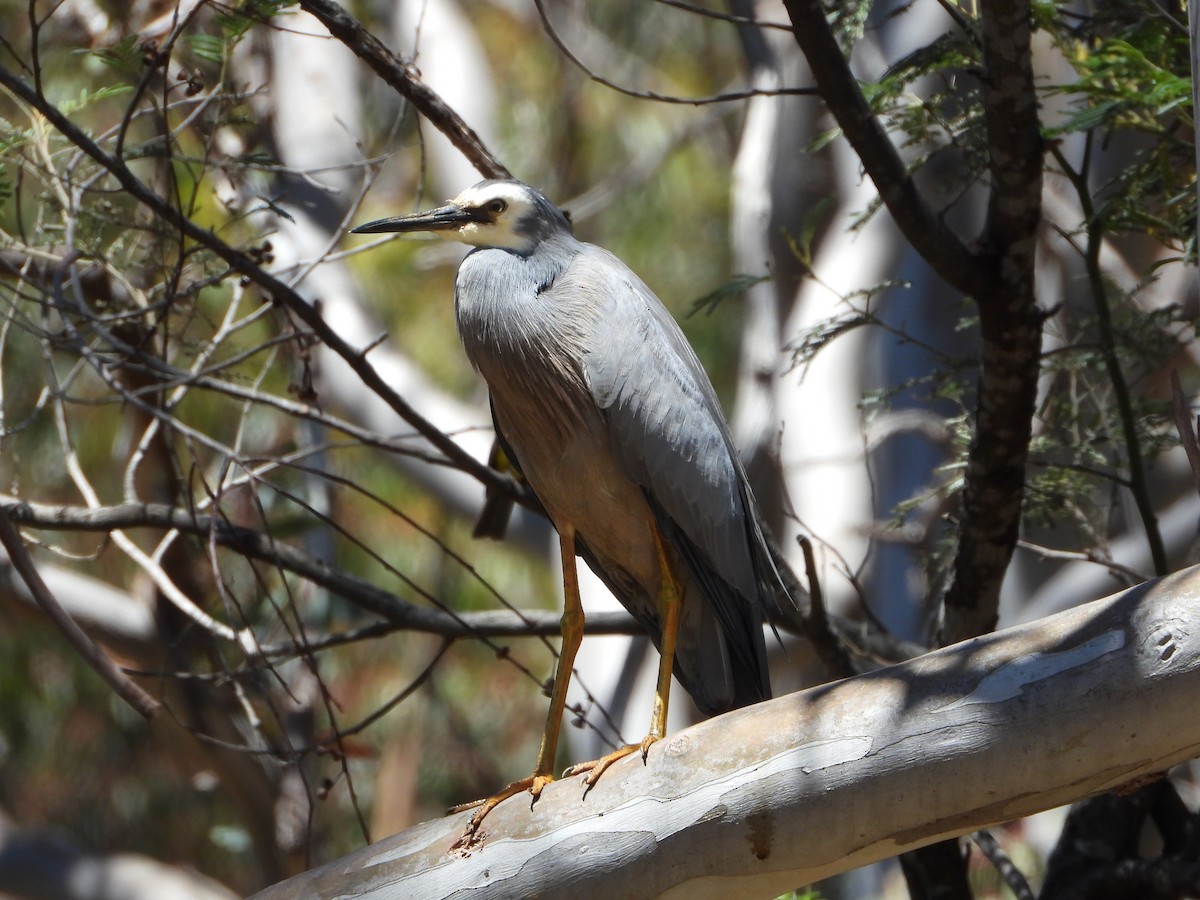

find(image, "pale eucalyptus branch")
[250,566,1200,899]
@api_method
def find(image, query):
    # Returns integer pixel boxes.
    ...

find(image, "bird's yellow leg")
[564,521,681,789]
[453,525,585,845]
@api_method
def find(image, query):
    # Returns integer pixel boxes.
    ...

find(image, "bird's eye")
[486,199,507,215]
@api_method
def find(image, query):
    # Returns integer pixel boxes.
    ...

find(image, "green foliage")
[801,0,1197,586]
[0,1,766,890]
[1016,9,1194,557]
[184,33,228,66]
[1049,25,1192,132]
[827,0,871,52]
[862,29,989,220]
[3,0,1198,893]
[213,0,298,43]
[1048,16,1196,251]
[88,35,145,76]
[774,888,827,900]
[791,307,876,378]
[688,274,770,317]
[56,82,134,116]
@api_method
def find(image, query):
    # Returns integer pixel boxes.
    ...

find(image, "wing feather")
[574,247,773,706]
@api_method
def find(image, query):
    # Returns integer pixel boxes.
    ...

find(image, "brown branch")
[940,0,1044,643]
[978,1,1044,257]
[798,535,856,678]
[782,0,1044,644]
[0,495,633,639]
[0,507,161,719]
[2,496,920,680]
[654,0,794,31]
[1171,370,1200,499]
[295,0,510,180]
[533,0,818,105]
[781,0,989,299]
[971,829,1036,900]
[0,63,513,500]
[249,565,1200,898]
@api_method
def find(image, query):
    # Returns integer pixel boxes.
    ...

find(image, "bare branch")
[971,830,1036,900]
[0,494,635,639]
[653,0,793,32]
[1171,370,1200,498]
[0,507,160,720]
[534,0,818,105]
[0,62,514,501]
[295,0,510,180]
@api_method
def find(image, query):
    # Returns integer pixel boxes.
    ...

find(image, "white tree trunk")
[250,565,1200,899]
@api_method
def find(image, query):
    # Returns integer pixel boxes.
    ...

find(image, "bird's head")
[352,180,572,254]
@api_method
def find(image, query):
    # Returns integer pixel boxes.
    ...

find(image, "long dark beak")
[351,204,474,235]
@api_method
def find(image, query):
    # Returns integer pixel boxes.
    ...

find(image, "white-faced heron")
[353,179,786,840]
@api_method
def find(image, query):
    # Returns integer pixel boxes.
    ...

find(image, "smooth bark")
[252,566,1200,899]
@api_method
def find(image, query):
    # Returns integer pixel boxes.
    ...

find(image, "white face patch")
[450,183,538,251]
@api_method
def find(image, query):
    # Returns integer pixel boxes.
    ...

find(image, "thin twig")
[970,830,1036,900]
[0,506,161,719]
[653,0,793,31]
[296,0,509,179]
[798,534,856,678]
[534,0,818,105]
[1050,144,1168,576]
[335,638,452,739]
[0,62,514,500]
[1170,370,1200,499]
[1015,538,1148,586]
[0,494,638,639]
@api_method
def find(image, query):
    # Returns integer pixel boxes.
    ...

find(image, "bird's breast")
[454,249,661,594]
[489,382,661,595]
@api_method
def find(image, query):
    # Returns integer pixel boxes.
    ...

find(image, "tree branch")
[940,0,1044,642]
[0,508,161,719]
[249,566,1200,898]
[782,0,1045,643]
[0,63,513,501]
[2,495,926,681]
[781,0,988,298]
[532,0,818,105]
[0,495,632,640]
[295,0,510,180]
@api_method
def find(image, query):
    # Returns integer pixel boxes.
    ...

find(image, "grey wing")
[576,247,773,696]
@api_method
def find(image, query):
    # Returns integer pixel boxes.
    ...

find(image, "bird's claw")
[563,734,660,796]
[529,773,554,800]
[449,772,555,852]
[639,733,659,762]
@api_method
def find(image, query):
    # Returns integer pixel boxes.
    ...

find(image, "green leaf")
[185,33,227,65]
[89,34,143,75]
[687,274,770,317]
[58,83,133,117]
[214,1,299,41]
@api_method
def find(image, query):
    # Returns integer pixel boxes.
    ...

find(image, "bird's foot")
[563,734,660,796]
[449,772,555,851]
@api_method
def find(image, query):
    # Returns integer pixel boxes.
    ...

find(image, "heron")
[353,179,787,842]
